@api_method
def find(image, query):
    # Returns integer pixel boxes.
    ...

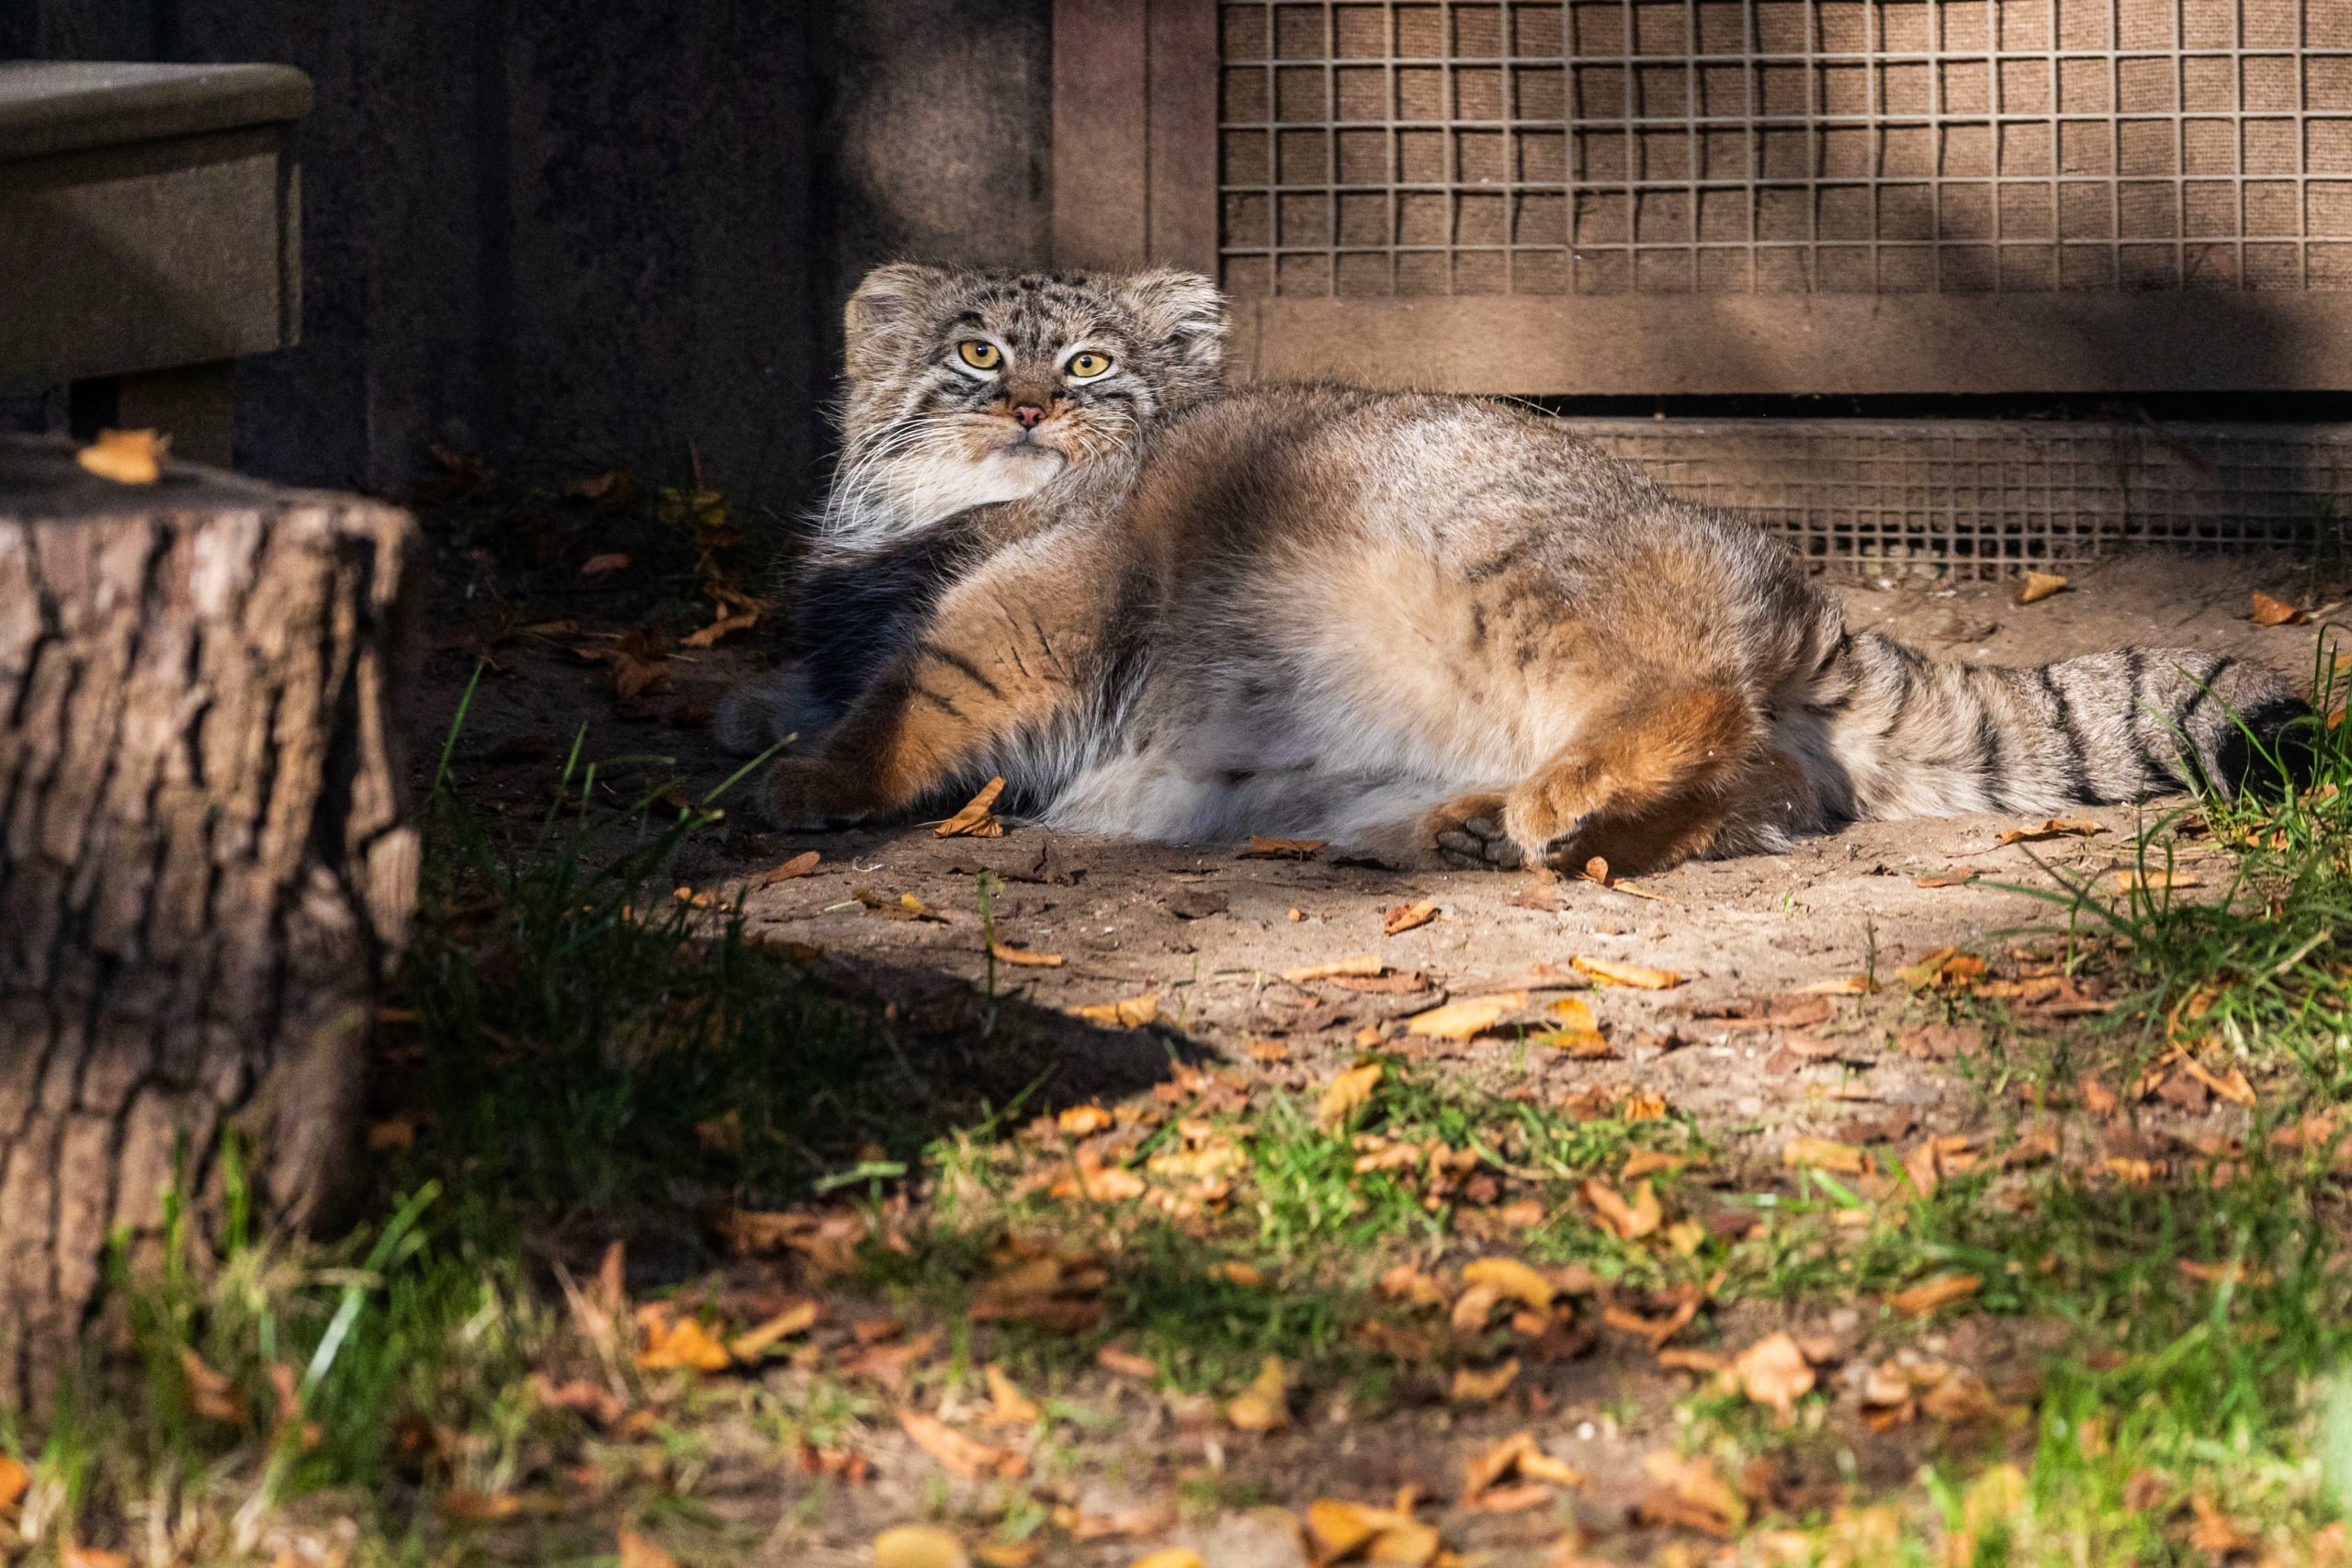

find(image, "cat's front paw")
[760,757,869,830]
[1423,793,1524,871]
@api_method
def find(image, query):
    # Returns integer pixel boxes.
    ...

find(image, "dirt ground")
[405,547,2334,1564]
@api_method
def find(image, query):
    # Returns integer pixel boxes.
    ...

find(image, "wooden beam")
[1144,0,1217,276]
[1051,0,1148,270]
[1230,293,2352,395]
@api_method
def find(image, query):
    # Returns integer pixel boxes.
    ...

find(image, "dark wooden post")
[0,437,422,1409]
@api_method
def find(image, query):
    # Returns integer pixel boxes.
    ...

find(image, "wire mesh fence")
[1568,415,2351,574]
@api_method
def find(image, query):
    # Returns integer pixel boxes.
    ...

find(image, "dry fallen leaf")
[1781,1136,1867,1176]
[1581,1178,1662,1241]
[728,1300,819,1360]
[1639,1450,1746,1536]
[1238,835,1328,859]
[1306,1499,1403,1561]
[983,1364,1042,1427]
[1889,1272,1982,1317]
[76,428,167,484]
[2251,590,2310,627]
[1123,1553,1204,1568]
[618,1528,679,1568]
[1728,1332,1815,1425]
[182,1347,247,1423]
[1996,818,2106,847]
[580,552,632,577]
[1404,991,1526,1040]
[898,1407,1027,1479]
[756,850,821,886]
[1096,1346,1157,1379]
[0,1454,27,1513]
[636,1308,731,1373]
[2017,570,2069,605]
[1283,954,1386,982]
[1384,898,1440,936]
[989,942,1065,967]
[1572,955,1683,989]
[937,777,1008,838]
[1461,1257,1556,1310]
[1226,1354,1290,1431]
[1451,1359,1521,1404]
[1057,1104,1114,1136]
[1072,994,1159,1029]
[682,606,761,648]
[873,1525,970,1568]
[1795,974,1876,995]
[1317,1062,1385,1130]
[2189,1493,2258,1554]
[2115,868,2200,892]
[2177,1053,2257,1107]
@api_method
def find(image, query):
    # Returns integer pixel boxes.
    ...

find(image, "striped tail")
[1814,632,2314,822]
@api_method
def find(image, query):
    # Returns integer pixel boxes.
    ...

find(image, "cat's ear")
[1117,269,1226,382]
[844,263,949,380]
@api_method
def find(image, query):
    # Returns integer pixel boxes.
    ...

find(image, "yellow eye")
[1067,351,1113,380]
[956,340,1001,370]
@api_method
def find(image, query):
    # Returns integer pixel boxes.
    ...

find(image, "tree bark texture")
[0,437,423,1411]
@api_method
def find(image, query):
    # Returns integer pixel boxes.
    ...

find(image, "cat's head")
[827,265,1225,540]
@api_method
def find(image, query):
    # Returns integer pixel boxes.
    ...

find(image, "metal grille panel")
[1569,416,2352,573]
[1218,0,2352,297]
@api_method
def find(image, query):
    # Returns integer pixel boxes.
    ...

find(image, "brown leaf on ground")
[2251,590,2310,626]
[618,1528,679,1568]
[1451,1359,1521,1404]
[634,1306,732,1373]
[1238,835,1328,859]
[1782,1136,1867,1176]
[1657,1348,1727,1374]
[1897,946,1985,988]
[1057,1104,1114,1136]
[1621,1150,1689,1181]
[1571,955,1683,989]
[1097,1346,1158,1379]
[0,1453,28,1513]
[182,1348,247,1423]
[2177,1258,2276,1287]
[1638,1450,1746,1536]
[872,1525,970,1568]
[989,941,1065,967]
[729,1300,819,1360]
[1889,1273,1982,1318]
[898,1407,1027,1479]
[1384,899,1440,936]
[1306,1499,1407,1562]
[579,552,632,578]
[1603,1290,1704,1350]
[1464,1431,1585,1504]
[2188,1493,2258,1554]
[936,777,1008,838]
[1728,1332,1815,1424]
[982,1364,1042,1427]
[1795,974,1877,995]
[1996,818,2107,846]
[2115,868,2201,891]
[1914,868,1978,888]
[1317,1062,1385,1129]
[1119,1549,1200,1568]
[755,850,820,886]
[1226,1355,1290,1431]
[682,606,760,648]
[1283,954,1386,982]
[2017,570,2069,605]
[529,1372,627,1427]
[1404,992,1526,1040]
[1460,1257,1557,1310]
[1072,994,1159,1029]
[2177,1053,2256,1107]
[836,1329,943,1390]
[1581,1178,1662,1240]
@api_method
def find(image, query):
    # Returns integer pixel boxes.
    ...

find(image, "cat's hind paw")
[1423,793,1524,871]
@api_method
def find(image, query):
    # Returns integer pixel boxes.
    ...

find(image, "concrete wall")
[8,0,1053,507]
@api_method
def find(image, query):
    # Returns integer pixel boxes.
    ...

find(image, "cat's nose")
[1012,402,1046,429]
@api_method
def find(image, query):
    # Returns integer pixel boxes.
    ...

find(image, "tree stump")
[0,437,423,1411]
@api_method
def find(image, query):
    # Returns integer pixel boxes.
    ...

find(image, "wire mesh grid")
[1568,416,2352,573]
[1217,0,2352,297]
